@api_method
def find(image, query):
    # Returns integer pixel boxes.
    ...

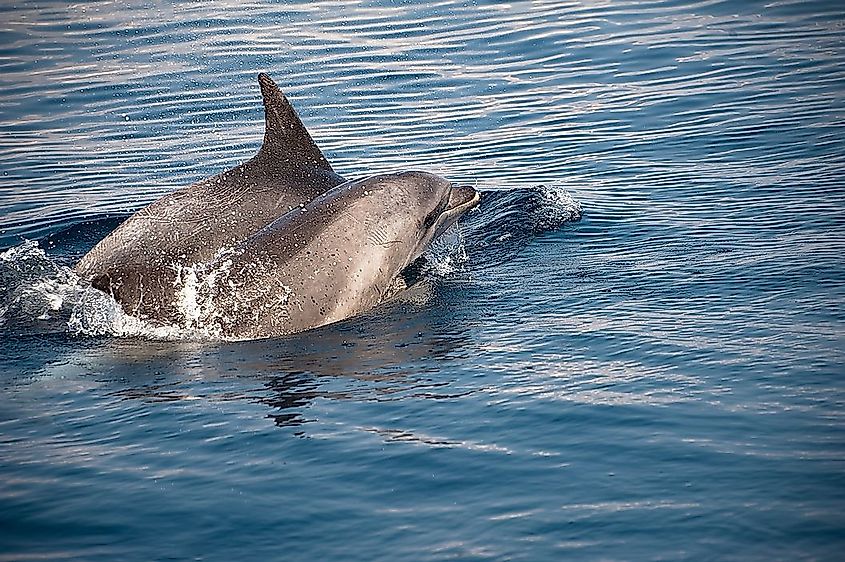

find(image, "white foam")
[1,240,81,326]
[533,184,582,230]
[0,240,187,340]
[170,246,298,341]
[67,285,158,338]
[1,239,40,262]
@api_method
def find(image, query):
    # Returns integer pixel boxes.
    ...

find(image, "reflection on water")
[15,292,475,429]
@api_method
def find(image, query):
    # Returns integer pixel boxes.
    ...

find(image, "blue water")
[2,0,845,559]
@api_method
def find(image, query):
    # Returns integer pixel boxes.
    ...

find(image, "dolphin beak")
[447,185,480,214]
[428,185,480,244]
[411,183,481,263]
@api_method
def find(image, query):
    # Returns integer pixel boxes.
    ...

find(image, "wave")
[461,184,582,268]
[0,186,580,341]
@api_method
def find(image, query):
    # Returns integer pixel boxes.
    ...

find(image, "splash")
[1,237,403,342]
[171,246,261,340]
[1,240,80,331]
[0,240,184,339]
[66,285,177,339]
[456,184,582,269]
[424,223,470,276]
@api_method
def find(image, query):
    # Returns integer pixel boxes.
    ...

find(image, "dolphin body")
[76,73,345,322]
[191,171,479,340]
[76,74,479,339]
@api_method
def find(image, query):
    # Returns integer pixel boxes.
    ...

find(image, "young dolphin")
[75,73,345,322]
[190,171,480,340]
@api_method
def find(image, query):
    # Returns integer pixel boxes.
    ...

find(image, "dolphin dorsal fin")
[257,72,335,174]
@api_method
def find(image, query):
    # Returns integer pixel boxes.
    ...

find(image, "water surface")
[1,1,844,560]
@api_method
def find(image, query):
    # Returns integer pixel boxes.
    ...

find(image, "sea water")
[1,1,844,560]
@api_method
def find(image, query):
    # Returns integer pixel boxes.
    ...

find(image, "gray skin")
[194,171,480,340]
[75,73,345,322]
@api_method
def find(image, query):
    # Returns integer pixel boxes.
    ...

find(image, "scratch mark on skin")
[138,180,256,227]
[367,226,401,247]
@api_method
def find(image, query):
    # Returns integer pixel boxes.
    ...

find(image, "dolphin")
[184,171,480,340]
[75,73,345,322]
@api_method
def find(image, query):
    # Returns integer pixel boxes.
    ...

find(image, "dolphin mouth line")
[424,184,480,250]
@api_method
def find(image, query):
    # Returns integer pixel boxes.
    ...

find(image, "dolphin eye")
[423,195,449,229]
[423,209,439,229]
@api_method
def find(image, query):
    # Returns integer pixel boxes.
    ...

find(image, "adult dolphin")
[185,171,480,340]
[75,73,345,321]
